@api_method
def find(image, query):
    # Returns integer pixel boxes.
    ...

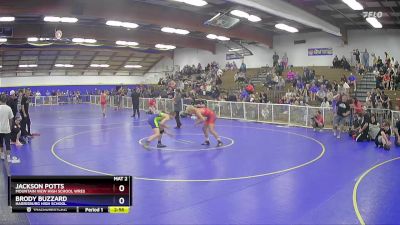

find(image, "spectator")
[353,49,361,64]
[20,89,32,137]
[375,120,391,150]
[348,73,357,91]
[11,116,24,146]
[6,90,18,118]
[394,118,400,147]
[273,52,279,67]
[281,53,288,69]
[333,95,351,139]
[239,62,247,73]
[0,95,20,163]
[311,110,324,132]
[287,69,296,81]
[320,97,330,108]
[333,55,340,68]
[362,49,369,68]
[353,98,363,114]
[355,111,371,142]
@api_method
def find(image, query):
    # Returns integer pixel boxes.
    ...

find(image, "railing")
[29,95,91,106]
[87,95,397,129]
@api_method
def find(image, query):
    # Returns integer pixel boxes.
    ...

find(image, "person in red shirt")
[311,110,324,132]
[148,98,156,114]
[352,98,363,114]
[186,105,223,147]
[100,91,107,118]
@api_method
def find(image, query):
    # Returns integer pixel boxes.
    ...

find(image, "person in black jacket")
[6,90,18,118]
[131,88,141,118]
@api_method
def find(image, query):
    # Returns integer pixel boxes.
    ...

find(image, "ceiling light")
[161,27,190,35]
[155,44,176,50]
[0,65,2,68]
[121,22,139,29]
[0,38,7,42]
[106,20,121,26]
[206,34,217,39]
[248,15,261,22]
[0,17,15,22]
[207,34,230,41]
[19,64,38,68]
[126,41,138,46]
[44,16,60,22]
[116,40,138,46]
[60,17,78,23]
[275,23,299,33]
[27,37,39,42]
[217,36,230,41]
[55,64,74,68]
[161,27,176,33]
[84,39,97,43]
[72,38,84,43]
[230,10,250,18]
[44,16,78,23]
[175,29,190,35]
[172,0,208,7]
[366,17,382,28]
[72,38,96,43]
[106,20,139,29]
[342,0,363,10]
[125,65,143,68]
[90,64,109,68]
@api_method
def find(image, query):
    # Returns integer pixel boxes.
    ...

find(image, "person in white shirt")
[0,95,20,163]
[320,97,330,108]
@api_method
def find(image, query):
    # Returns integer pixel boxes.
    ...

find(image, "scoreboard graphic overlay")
[8,176,132,213]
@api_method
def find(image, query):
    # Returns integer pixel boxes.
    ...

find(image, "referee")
[173,89,182,129]
[131,88,140,118]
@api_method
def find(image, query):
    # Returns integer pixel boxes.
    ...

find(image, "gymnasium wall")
[0,75,153,92]
[274,29,400,67]
[168,29,400,69]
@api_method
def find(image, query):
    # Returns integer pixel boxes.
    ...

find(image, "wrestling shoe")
[201,141,210,146]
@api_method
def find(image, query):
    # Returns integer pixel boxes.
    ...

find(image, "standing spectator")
[333,95,351,139]
[173,89,182,129]
[239,62,247,73]
[6,90,18,118]
[0,95,20,163]
[273,52,279,67]
[354,49,360,64]
[131,88,140,118]
[362,49,369,68]
[20,89,32,137]
[281,53,289,69]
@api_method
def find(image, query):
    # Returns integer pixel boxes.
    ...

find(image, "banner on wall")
[226,53,244,60]
[308,48,333,56]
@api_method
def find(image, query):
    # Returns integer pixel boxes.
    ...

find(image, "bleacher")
[221,66,355,90]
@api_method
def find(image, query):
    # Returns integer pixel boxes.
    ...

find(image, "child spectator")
[11,116,24,145]
[375,120,391,150]
[311,110,324,132]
